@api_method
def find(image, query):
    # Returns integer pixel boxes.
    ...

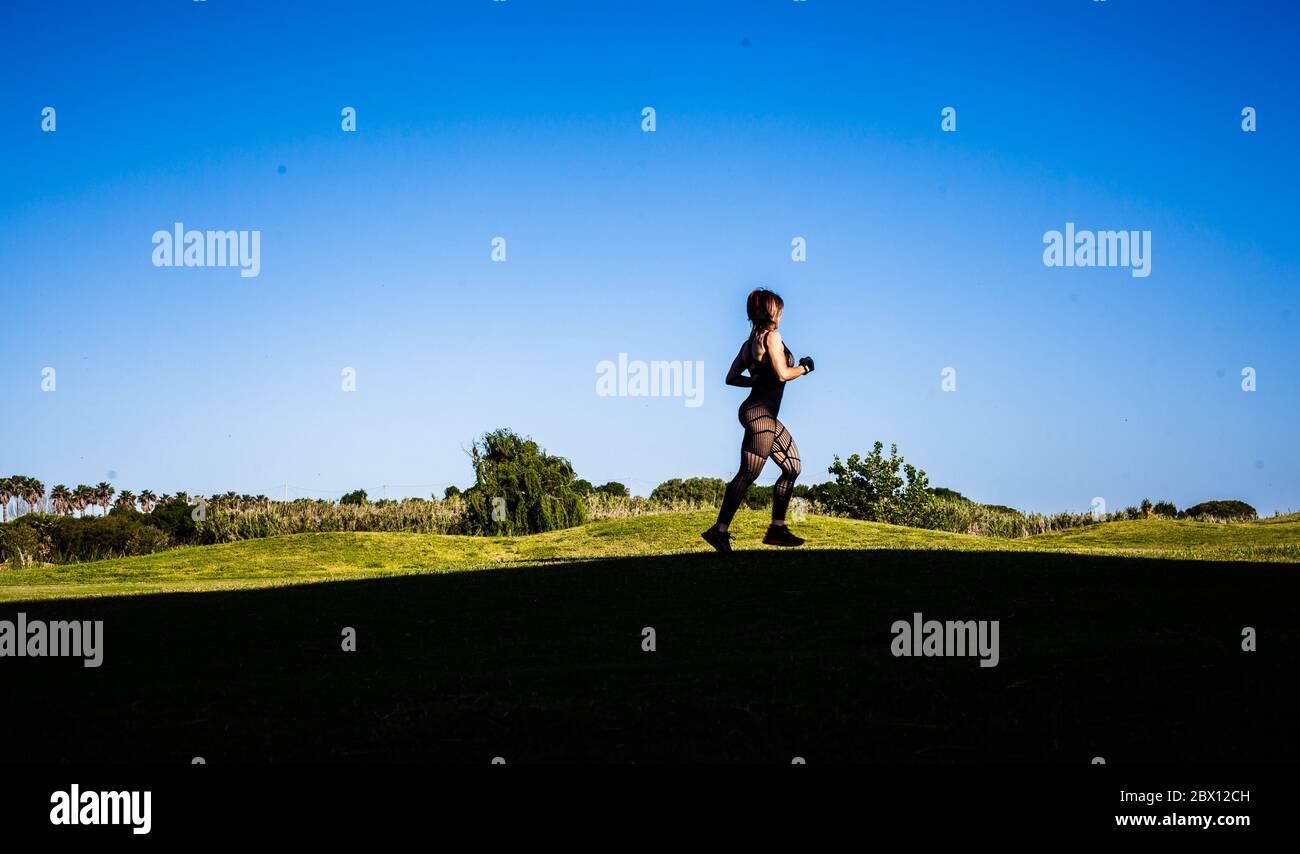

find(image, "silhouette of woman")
[702,288,814,554]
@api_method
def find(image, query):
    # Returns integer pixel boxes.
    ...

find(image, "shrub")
[0,512,172,565]
[1,517,50,568]
[1183,500,1257,522]
[145,497,200,542]
[821,442,938,528]
[1152,500,1178,518]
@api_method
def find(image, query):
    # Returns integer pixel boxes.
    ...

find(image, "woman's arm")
[764,330,809,382]
[725,342,755,387]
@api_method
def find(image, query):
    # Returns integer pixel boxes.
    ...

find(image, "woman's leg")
[714,406,777,529]
[768,423,802,524]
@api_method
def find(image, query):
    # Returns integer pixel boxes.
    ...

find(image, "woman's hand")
[799,356,815,374]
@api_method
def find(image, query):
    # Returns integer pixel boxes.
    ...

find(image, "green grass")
[5,510,1299,762]
[2,510,1296,603]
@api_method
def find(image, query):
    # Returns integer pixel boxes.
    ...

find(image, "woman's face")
[773,307,783,329]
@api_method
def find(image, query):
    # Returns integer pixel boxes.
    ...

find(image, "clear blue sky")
[3,0,1297,514]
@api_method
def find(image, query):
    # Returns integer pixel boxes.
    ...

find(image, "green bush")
[821,442,938,528]
[1183,500,1257,522]
[1152,500,1178,518]
[145,497,200,542]
[0,512,172,566]
[461,428,587,535]
[0,517,50,568]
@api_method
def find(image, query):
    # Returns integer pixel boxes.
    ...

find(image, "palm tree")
[73,485,95,518]
[22,478,46,515]
[94,482,115,516]
[0,476,14,522]
[138,490,158,513]
[115,490,137,512]
[51,485,72,516]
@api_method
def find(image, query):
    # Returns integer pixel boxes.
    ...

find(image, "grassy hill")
[4,519,1297,763]
[2,510,1297,603]
[1022,514,1300,562]
[4,509,1298,762]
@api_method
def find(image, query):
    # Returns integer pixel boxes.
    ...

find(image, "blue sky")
[3,0,1297,513]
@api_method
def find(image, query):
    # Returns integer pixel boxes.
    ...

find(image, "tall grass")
[930,498,1117,538]
[197,498,468,542]
[584,493,717,520]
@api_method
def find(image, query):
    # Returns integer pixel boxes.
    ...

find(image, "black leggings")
[716,402,802,526]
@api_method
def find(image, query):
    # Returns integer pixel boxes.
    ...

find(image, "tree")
[22,478,45,515]
[593,481,630,498]
[138,490,158,513]
[650,477,727,506]
[94,482,115,516]
[115,490,138,511]
[462,428,586,535]
[73,485,94,517]
[0,477,14,522]
[340,489,368,505]
[51,485,72,516]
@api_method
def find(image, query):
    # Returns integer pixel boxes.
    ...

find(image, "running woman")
[702,288,814,554]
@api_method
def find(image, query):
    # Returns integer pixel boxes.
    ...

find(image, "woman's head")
[746,288,784,331]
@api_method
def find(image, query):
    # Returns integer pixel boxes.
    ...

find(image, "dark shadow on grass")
[3,548,1296,763]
